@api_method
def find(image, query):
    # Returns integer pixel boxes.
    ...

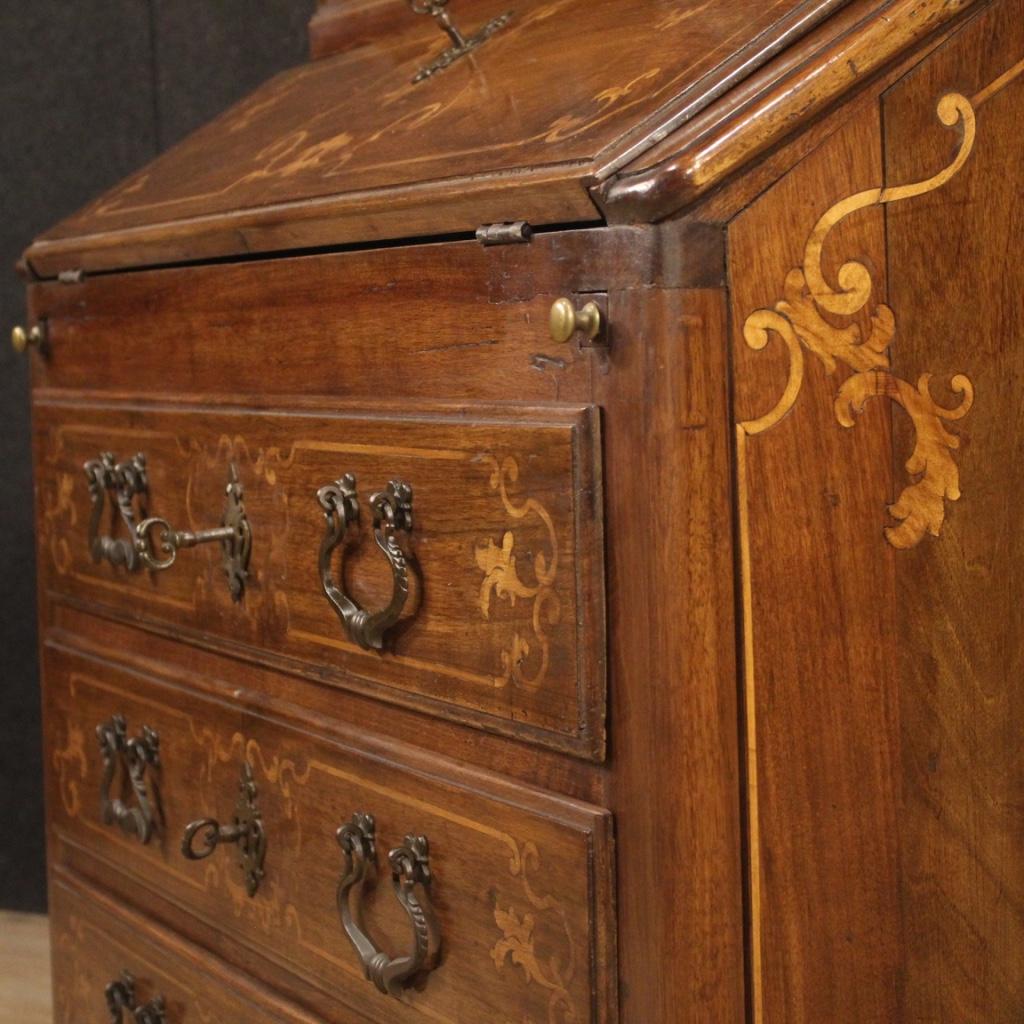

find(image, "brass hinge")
[476,222,533,247]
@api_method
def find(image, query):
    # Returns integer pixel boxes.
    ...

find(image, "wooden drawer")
[44,639,618,1024]
[50,870,322,1024]
[34,396,605,758]
[27,227,650,405]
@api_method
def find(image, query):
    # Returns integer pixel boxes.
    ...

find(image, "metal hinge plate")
[476,222,533,246]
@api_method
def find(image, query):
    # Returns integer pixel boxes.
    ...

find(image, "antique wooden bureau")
[13,0,1024,1020]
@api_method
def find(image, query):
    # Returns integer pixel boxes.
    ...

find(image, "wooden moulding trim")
[308,0,395,61]
[24,163,600,278]
[590,0,857,180]
[595,0,984,225]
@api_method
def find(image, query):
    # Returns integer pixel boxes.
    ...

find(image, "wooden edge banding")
[734,426,765,1024]
[591,0,858,179]
[595,0,983,224]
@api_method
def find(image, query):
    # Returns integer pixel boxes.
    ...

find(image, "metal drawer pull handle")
[84,452,149,571]
[83,452,252,601]
[317,475,415,650]
[336,812,442,996]
[181,762,266,897]
[105,971,166,1024]
[97,715,160,845]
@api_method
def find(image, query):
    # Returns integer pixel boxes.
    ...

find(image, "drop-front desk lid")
[24,0,979,275]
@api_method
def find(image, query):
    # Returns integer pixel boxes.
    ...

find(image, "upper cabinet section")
[25,0,983,274]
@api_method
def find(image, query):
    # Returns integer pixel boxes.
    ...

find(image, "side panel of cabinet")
[728,1,1024,1019]
[882,2,1024,1019]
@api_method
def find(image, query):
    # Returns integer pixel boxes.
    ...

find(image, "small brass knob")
[11,323,45,354]
[549,298,601,344]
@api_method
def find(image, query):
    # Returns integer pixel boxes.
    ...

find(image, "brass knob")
[11,323,45,354]
[549,298,601,344]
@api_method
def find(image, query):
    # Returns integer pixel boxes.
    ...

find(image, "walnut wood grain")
[27,223,719,403]
[593,284,747,1022]
[598,0,983,225]
[729,100,903,1023]
[26,0,853,274]
[882,2,1024,1016]
[47,603,601,805]
[34,398,606,758]
[728,11,1024,1017]
[43,641,617,1024]
[27,214,745,1019]
[22,3,1024,1019]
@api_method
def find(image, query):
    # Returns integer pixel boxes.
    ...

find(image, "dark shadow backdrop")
[0,0,316,913]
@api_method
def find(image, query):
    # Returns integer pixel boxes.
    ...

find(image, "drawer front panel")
[45,642,618,1024]
[29,237,600,403]
[35,398,605,757]
[50,871,321,1024]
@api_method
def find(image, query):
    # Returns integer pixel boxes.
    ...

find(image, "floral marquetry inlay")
[739,90,979,549]
[491,839,577,1024]
[476,455,562,689]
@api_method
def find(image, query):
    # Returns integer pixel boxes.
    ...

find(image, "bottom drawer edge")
[50,866,331,1024]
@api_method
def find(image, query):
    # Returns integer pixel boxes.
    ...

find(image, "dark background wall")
[0,0,316,913]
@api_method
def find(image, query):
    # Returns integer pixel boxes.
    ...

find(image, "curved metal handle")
[97,715,160,845]
[83,453,252,601]
[336,812,442,996]
[180,763,266,898]
[84,452,149,571]
[317,475,414,650]
[105,971,166,1024]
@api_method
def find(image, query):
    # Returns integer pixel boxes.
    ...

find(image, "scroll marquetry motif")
[491,840,577,1023]
[475,455,561,691]
[738,90,978,550]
